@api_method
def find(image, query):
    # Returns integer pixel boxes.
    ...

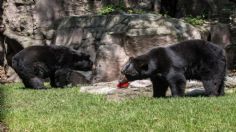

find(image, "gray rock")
[225,75,236,88]
[210,23,231,48]
[226,45,236,69]
[130,80,152,88]
[80,86,117,95]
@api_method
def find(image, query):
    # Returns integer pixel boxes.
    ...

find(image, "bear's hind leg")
[28,77,45,89]
[14,70,45,89]
[218,79,225,96]
[151,76,169,97]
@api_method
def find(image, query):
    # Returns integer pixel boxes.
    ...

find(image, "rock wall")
[0,0,236,83]
[53,14,201,82]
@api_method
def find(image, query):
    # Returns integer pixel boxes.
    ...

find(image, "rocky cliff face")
[0,0,236,83]
[52,14,201,82]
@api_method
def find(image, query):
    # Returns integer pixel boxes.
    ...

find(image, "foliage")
[184,16,205,26]
[1,83,236,131]
[98,4,145,15]
[98,5,117,15]
[127,9,146,14]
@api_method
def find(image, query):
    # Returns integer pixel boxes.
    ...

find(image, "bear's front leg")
[167,74,186,97]
[50,73,57,88]
[151,75,169,98]
[202,79,220,96]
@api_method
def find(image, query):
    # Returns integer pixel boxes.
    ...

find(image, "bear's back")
[167,39,225,64]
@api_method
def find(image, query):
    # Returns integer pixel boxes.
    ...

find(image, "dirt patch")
[81,81,173,102]
[0,66,8,84]
[0,122,8,132]
[106,86,153,102]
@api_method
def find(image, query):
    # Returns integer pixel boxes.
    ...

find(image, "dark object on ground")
[121,39,226,97]
[54,68,90,87]
[12,45,93,89]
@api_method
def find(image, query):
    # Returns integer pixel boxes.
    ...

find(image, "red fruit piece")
[117,82,129,88]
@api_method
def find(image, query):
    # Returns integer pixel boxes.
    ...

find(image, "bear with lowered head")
[121,40,226,97]
[12,45,93,89]
[54,68,91,88]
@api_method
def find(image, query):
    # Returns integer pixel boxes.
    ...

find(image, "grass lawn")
[1,83,236,132]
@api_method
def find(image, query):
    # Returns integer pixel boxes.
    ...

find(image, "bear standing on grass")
[12,45,93,89]
[121,40,226,97]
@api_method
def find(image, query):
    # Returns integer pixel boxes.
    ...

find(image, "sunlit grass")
[1,83,236,132]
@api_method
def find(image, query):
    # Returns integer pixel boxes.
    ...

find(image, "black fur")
[12,45,93,89]
[54,68,90,88]
[121,40,226,97]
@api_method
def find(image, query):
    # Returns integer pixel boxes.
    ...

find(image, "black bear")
[121,40,226,97]
[54,68,90,88]
[12,45,93,89]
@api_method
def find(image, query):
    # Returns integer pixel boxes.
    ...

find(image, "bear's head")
[71,52,93,71]
[121,55,157,81]
[54,69,71,88]
[55,68,91,88]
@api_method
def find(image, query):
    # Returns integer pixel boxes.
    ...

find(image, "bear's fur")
[12,45,93,89]
[121,40,226,97]
[54,68,90,87]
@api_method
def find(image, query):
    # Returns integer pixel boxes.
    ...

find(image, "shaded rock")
[0,36,4,66]
[225,44,236,69]
[210,23,231,48]
[2,36,23,67]
[175,0,231,18]
[194,22,211,41]
[160,0,178,17]
[55,14,201,82]
[230,20,236,45]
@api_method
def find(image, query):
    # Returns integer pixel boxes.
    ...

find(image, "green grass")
[1,83,236,131]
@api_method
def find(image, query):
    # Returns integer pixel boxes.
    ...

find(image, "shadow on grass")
[0,84,8,132]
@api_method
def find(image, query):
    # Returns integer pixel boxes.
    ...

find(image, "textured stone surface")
[0,0,236,83]
[80,86,117,95]
[226,45,236,69]
[210,23,231,48]
[53,14,201,82]
[176,0,231,18]
[129,80,152,88]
